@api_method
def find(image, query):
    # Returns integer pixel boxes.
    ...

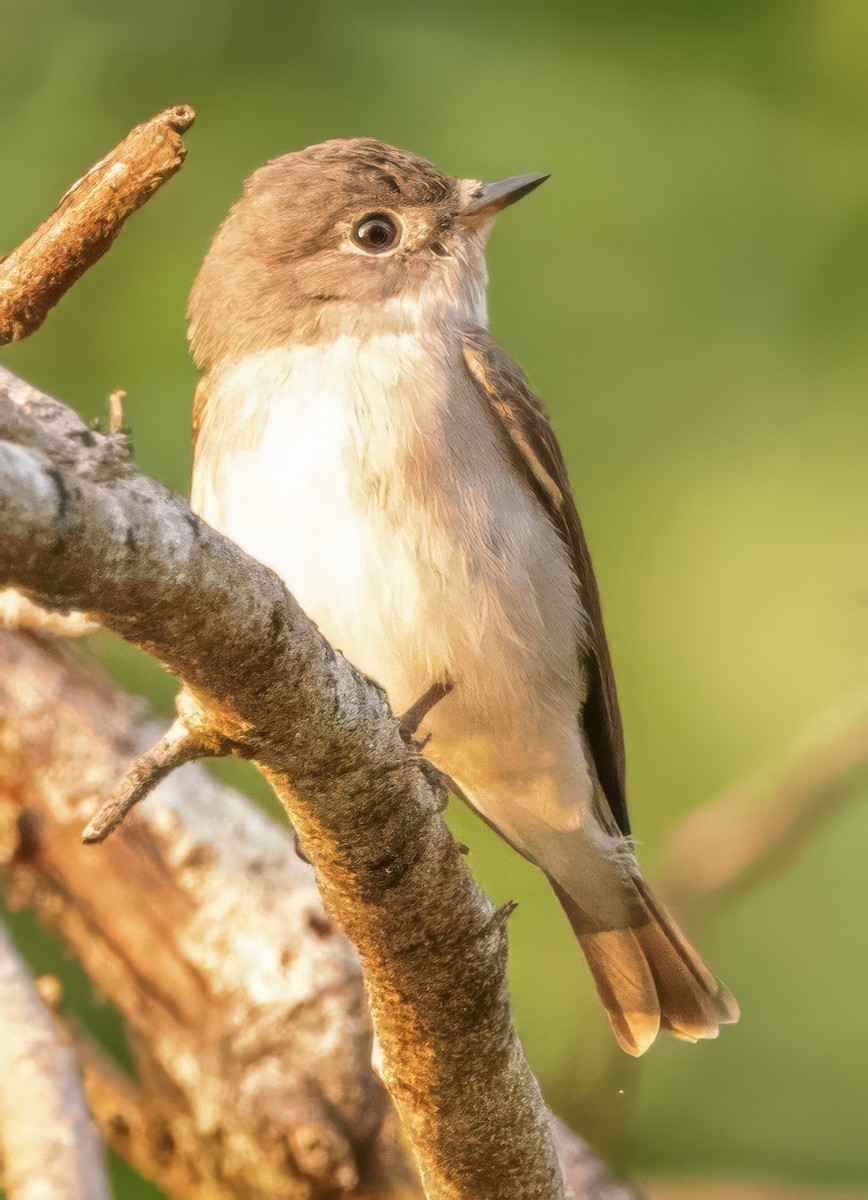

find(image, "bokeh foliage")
[3,0,868,1193]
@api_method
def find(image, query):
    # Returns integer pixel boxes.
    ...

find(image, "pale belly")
[203,444,470,717]
[191,341,592,840]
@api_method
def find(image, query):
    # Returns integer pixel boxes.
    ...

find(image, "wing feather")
[462,329,629,836]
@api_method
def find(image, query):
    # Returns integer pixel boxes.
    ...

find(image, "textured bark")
[0,920,111,1200]
[0,366,572,1199]
[0,105,194,344]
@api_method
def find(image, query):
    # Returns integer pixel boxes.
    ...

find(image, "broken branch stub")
[0,104,195,345]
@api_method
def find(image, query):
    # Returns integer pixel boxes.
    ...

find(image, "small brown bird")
[187,138,739,1055]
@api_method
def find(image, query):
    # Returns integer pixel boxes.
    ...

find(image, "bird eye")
[352,213,400,254]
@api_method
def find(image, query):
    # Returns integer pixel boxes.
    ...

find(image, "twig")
[0,104,195,344]
[0,921,111,1200]
[663,691,868,908]
[82,716,232,843]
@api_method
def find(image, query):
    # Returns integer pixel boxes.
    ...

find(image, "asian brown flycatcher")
[187,138,738,1055]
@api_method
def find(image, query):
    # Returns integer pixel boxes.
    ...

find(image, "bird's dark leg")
[398,679,457,810]
[294,682,458,860]
[398,678,455,746]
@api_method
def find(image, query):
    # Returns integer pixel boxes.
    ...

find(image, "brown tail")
[554,876,739,1056]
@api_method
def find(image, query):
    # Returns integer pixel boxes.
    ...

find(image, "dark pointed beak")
[460,172,549,218]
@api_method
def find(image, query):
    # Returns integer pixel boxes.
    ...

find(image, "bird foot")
[397,679,455,749]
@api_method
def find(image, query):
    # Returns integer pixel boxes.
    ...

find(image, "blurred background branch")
[0,918,111,1200]
[663,692,868,910]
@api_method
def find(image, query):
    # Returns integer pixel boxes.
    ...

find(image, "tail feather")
[554,876,739,1056]
[578,926,661,1056]
[631,875,739,1041]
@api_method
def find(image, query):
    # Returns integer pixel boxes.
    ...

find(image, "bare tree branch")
[0,105,195,345]
[0,368,580,1198]
[75,1030,205,1200]
[663,692,868,908]
[0,919,111,1200]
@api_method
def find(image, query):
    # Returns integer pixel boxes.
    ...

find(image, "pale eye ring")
[352,213,400,254]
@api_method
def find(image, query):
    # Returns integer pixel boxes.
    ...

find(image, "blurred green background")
[3,0,868,1195]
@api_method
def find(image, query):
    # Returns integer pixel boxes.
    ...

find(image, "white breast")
[191,333,583,756]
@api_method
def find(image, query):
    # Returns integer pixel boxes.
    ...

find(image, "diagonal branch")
[0,104,195,344]
[0,366,572,1199]
[0,920,111,1200]
[662,692,868,909]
